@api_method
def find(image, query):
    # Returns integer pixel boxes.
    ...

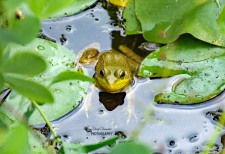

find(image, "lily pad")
[123,0,225,46]
[21,0,97,19]
[1,38,89,125]
[29,129,55,154]
[138,35,225,104]
[50,0,97,18]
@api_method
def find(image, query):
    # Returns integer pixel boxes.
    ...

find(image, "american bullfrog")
[79,45,142,93]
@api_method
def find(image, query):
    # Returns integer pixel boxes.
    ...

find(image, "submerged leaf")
[124,0,225,46]
[3,52,46,76]
[138,35,225,104]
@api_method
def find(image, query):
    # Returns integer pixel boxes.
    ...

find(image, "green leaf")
[26,0,46,18]
[0,74,3,91]
[3,38,89,125]
[3,0,24,10]
[29,129,54,154]
[25,0,97,19]
[123,0,141,34]
[49,0,97,18]
[52,70,94,84]
[3,52,46,76]
[124,0,225,46]
[41,0,74,18]
[109,142,153,154]
[0,124,30,154]
[138,35,225,104]
[61,136,119,153]
[0,16,40,46]
[0,112,13,130]
[5,75,54,103]
[218,5,225,36]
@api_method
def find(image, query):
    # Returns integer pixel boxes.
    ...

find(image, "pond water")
[41,2,225,154]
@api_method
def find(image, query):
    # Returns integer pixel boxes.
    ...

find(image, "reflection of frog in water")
[79,45,142,93]
[79,45,143,121]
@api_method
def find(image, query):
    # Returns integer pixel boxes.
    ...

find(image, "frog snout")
[107,76,117,85]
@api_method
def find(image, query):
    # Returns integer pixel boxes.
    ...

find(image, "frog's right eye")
[100,69,104,77]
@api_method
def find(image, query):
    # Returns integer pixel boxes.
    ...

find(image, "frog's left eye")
[119,71,126,79]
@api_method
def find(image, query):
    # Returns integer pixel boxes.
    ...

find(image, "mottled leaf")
[138,35,225,104]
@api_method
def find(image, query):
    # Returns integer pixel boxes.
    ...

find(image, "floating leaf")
[29,129,53,154]
[138,35,225,104]
[26,0,74,19]
[2,38,89,125]
[49,0,97,18]
[24,0,97,19]
[122,0,141,34]
[124,0,225,46]
[3,52,46,76]
[109,142,153,154]
[52,70,94,84]
[5,75,54,103]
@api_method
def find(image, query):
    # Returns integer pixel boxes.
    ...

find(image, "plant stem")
[31,100,61,142]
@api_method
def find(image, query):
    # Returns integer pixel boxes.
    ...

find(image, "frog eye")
[120,71,126,79]
[99,69,104,77]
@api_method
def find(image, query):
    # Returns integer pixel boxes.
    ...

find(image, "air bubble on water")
[167,139,176,148]
[188,134,199,142]
[37,45,45,50]
[65,25,73,32]
[99,109,104,114]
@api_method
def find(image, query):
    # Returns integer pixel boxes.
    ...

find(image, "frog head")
[94,50,133,93]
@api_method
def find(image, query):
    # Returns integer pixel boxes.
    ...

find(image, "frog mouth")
[100,82,131,93]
